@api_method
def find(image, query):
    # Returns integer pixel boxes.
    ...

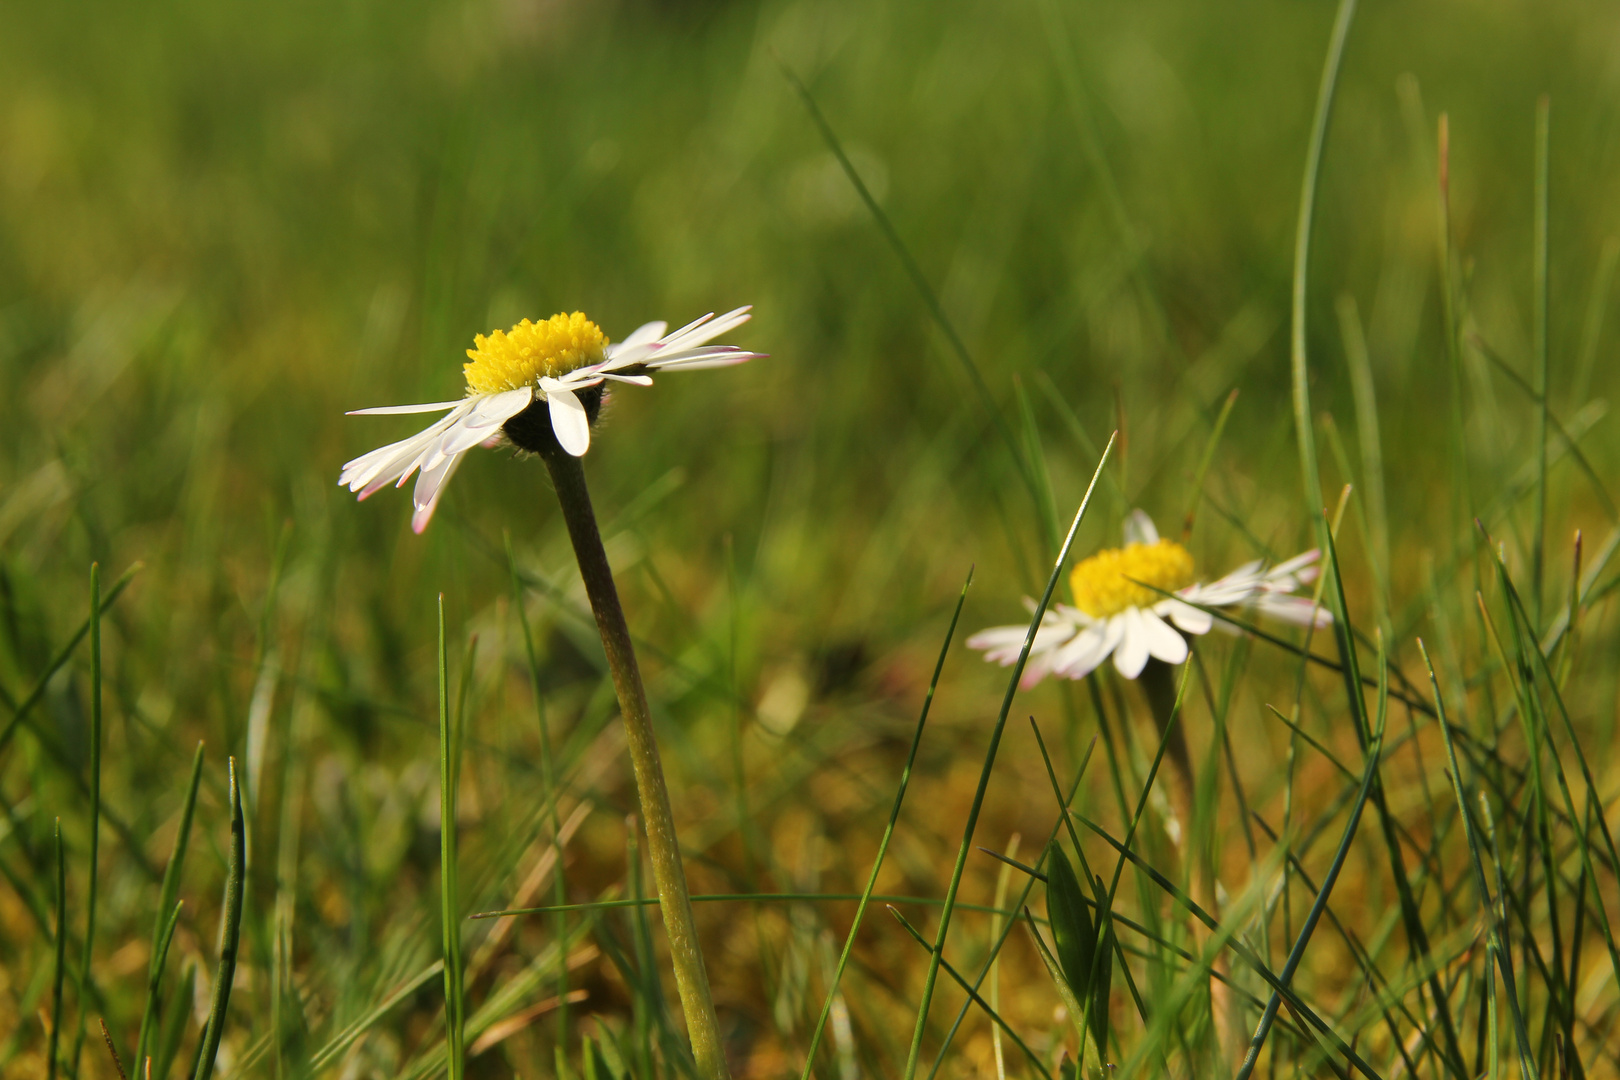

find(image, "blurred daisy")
[968,510,1329,686]
[339,307,763,532]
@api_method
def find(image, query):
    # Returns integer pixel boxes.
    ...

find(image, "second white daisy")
[967,510,1329,687]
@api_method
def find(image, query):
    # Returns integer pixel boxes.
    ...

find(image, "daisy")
[338,307,764,533]
[967,510,1330,687]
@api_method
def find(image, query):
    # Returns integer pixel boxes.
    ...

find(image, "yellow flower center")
[1069,539,1195,618]
[463,311,608,395]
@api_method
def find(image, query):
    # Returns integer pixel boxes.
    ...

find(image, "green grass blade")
[900,432,1114,1079]
[437,594,466,1080]
[886,906,1052,1080]
[1234,647,1387,1079]
[192,757,245,1080]
[1532,94,1551,623]
[0,561,140,756]
[47,819,66,1080]
[1181,387,1240,542]
[798,568,972,1080]
[1290,0,1357,523]
[1418,642,1539,1080]
[69,562,105,1075]
[136,742,206,1071]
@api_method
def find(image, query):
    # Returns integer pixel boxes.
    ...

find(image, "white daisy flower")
[338,307,764,533]
[967,510,1330,687]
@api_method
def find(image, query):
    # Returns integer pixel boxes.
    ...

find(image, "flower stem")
[540,450,729,1080]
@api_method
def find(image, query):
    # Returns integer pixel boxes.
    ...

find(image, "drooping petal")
[411,450,466,534]
[1139,608,1189,665]
[339,403,474,494]
[1123,509,1160,546]
[1113,608,1151,679]
[546,386,591,456]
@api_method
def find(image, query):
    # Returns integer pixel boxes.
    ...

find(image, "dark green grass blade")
[1532,94,1551,621]
[135,901,184,1079]
[1322,514,1470,1079]
[798,569,973,1080]
[1419,642,1540,1080]
[886,906,1053,1080]
[47,819,66,1080]
[900,433,1115,1079]
[1234,647,1388,1078]
[136,742,206,1070]
[1072,813,1386,1080]
[0,562,140,755]
[192,758,245,1080]
[920,730,1100,1079]
[1480,536,1620,999]
[154,963,195,1080]
[70,562,105,1075]
[437,595,466,1080]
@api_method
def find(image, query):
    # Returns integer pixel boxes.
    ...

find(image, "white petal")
[1051,626,1112,681]
[346,399,465,416]
[438,389,533,456]
[1123,509,1160,546]
[1255,595,1332,627]
[618,320,668,349]
[411,451,466,534]
[646,348,766,372]
[601,372,655,387]
[340,404,472,493]
[1139,609,1189,664]
[547,387,591,456]
[1113,609,1151,679]
[1160,599,1214,636]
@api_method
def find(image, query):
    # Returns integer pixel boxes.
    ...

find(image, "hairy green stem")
[541,449,728,1080]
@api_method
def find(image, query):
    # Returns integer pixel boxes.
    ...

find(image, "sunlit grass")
[2,0,1620,1077]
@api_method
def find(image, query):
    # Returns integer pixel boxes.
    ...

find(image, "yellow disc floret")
[463,311,608,395]
[1069,539,1196,618]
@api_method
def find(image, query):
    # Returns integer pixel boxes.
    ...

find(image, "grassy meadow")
[2,0,1620,1075]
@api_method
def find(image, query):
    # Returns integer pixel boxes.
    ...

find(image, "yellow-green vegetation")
[2,0,1618,1077]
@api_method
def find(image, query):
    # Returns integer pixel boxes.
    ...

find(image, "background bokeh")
[3,0,1619,1076]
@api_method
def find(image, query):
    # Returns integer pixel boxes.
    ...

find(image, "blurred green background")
[3,0,1619,1075]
